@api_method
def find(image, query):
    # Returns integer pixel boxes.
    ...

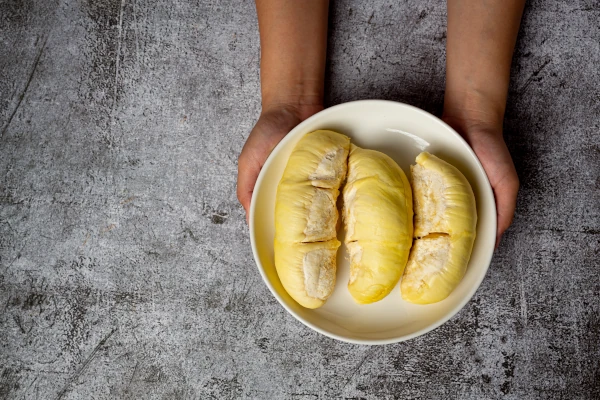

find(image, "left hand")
[442,115,519,249]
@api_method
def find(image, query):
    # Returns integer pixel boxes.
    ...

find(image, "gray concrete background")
[1,0,598,398]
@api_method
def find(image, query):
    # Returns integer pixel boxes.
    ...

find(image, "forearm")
[444,0,526,129]
[256,0,329,115]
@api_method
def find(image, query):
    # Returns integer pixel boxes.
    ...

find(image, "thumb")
[493,175,519,248]
[237,152,261,223]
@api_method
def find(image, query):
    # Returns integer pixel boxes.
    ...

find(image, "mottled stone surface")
[1,0,598,399]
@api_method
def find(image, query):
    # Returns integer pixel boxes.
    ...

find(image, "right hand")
[237,104,323,223]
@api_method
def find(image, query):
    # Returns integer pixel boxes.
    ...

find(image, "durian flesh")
[343,145,414,304]
[401,152,477,304]
[274,130,350,309]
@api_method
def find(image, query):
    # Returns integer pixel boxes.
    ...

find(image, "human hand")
[237,104,323,223]
[444,0,525,248]
[240,0,329,224]
[442,114,519,249]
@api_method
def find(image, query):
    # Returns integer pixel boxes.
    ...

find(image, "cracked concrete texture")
[0,0,598,399]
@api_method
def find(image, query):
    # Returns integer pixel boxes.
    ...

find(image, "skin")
[237,0,525,248]
[236,0,328,224]
[443,0,525,248]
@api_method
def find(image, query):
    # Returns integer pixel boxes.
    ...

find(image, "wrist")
[442,88,506,137]
[261,81,324,121]
[261,80,323,119]
[260,103,323,127]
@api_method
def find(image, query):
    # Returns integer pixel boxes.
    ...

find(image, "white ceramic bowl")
[249,100,496,345]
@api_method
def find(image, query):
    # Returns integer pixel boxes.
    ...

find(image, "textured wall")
[1,0,598,399]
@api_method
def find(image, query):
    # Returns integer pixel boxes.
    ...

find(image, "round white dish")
[249,100,496,345]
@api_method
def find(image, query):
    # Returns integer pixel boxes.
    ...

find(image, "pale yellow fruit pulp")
[401,152,477,304]
[274,130,350,309]
[343,145,414,304]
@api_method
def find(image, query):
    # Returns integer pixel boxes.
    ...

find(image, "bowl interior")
[250,100,496,344]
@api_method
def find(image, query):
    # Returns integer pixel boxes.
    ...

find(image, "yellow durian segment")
[411,152,477,238]
[275,183,338,243]
[343,145,413,304]
[274,239,341,309]
[274,130,350,309]
[346,241,411,304]
[400,234,475,304]
[279,130,350,189]
[401,152,477,304]
[344,178,412,244]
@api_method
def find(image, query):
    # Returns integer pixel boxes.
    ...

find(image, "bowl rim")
[249,99,497,345]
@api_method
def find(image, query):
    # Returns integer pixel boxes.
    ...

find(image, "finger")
[493,175,519,248]
[236,151,261,217]
[236,126,289,222]
[236,130,262,212]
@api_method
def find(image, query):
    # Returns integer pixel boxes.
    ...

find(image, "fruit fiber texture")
[401,152,477,304]
[343,145,414,304]
[274,130,350,309]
